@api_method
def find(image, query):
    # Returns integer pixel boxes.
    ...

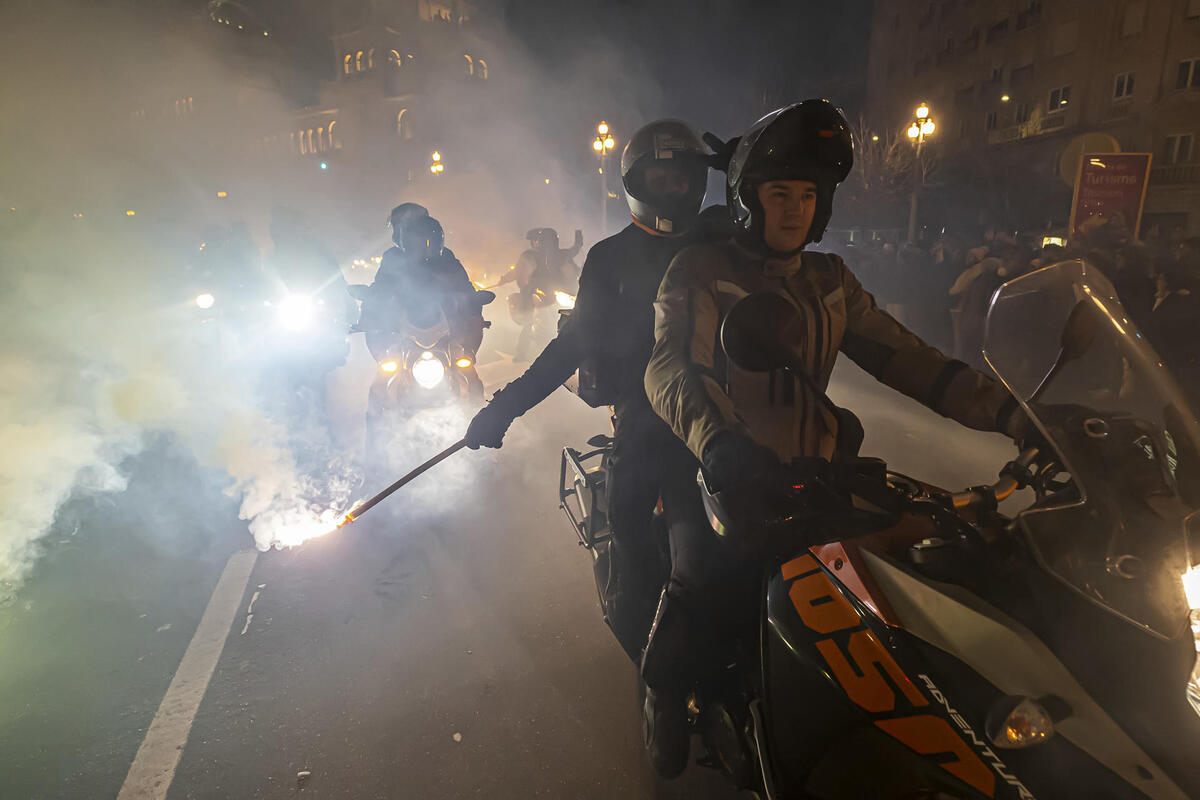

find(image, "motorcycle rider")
[464,119,720,777]
[360,206,485,394]
[642,100,1027,715]
[505,227,582,361]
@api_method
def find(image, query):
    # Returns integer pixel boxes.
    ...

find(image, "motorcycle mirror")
[346,284,371,302]
[720,292,804,374]
[475,289,496,306]
[1060,299,1101,362]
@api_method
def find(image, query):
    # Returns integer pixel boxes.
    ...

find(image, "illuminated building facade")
[866,0,1200,234]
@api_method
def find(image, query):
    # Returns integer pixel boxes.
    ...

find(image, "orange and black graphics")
[780,553,997,798]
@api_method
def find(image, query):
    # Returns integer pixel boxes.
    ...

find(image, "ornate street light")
[593,121,616,234]
[906,103,936,242]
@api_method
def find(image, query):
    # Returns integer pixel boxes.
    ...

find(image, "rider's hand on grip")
[702,430,780,493]
[465,403,514,449]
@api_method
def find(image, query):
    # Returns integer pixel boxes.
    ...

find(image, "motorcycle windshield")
[984,260,1200,637]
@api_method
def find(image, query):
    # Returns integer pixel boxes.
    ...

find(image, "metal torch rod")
[339,438,468,527]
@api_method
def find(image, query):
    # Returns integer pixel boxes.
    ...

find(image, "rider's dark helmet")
[727,99,854,251]
[399,214,444,261]
[526,228,559,251]
[621,119,709,235]
[388,202,430,246]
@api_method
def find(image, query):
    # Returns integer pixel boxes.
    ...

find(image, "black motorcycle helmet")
[727,99,853,251]
[526,228,559,251]
[621,119,709,235]
[399,214,444,261]
[389,202,430,246]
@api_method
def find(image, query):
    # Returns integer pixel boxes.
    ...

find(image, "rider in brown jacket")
[639,101,1026,720]
[645,100,1024,490]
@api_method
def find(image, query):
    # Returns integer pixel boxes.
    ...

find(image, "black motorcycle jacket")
[490,207,731,424]
[362,245,479,336]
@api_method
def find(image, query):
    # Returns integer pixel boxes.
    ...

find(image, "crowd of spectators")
[826,223,1200,400]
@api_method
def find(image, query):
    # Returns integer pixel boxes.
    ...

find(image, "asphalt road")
[0,325,1016,800]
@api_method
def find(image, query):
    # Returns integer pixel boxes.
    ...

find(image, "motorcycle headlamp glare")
[985,696,1059,749]
[277,294,315,331]
[380,360,399,373]
[411,351,445,389]
[455,357,473,369]
[195,292,215,310]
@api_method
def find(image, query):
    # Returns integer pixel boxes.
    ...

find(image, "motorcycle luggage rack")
[559,441,612,549]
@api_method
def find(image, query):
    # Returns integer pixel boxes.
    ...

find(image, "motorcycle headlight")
[380,359,399,373]
[277,294,315,331]
[411,351,445,389]
[1182,567,1200,719]
[554,290,576,309]
[195,292,215,310]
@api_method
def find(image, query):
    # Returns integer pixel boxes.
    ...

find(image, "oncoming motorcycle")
[560,260,1200,798]
[349,284,494,469]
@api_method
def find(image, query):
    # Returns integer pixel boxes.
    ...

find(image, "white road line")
[117,549,258,800]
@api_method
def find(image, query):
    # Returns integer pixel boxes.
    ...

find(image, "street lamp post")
[593,121,616,236]
[906,103,936,243]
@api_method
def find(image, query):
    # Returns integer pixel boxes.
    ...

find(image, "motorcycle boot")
[641,680,690,780]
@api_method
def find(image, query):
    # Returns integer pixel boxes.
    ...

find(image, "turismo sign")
[1069,153,1153,239]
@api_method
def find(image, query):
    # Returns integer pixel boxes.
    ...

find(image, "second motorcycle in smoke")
[560,259,1200,799]
[349,283,494,469]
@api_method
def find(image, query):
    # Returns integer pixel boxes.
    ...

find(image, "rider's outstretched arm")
[836,256,1023,437]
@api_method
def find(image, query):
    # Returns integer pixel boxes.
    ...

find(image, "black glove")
[702,431,780,492]
[465,402,515,449]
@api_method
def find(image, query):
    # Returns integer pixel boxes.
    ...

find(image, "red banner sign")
[1069,153,1153,240]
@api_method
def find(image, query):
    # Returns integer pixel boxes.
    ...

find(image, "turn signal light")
[985,696,1064,749]
[380,360,399,373]
[455,357,473,369]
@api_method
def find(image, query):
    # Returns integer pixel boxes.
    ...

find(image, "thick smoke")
[0,0,665,598]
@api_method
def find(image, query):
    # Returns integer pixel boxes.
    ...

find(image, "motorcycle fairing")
[856,547,1190,800]
[763,552,1005,799]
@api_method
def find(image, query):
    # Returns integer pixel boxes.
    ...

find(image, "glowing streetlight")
[429,151,445,175]
[906,103,935,242]
[593,122,617,234]
[125,209,136,217]
[1001,94,1011,102]
[871,134,880,142]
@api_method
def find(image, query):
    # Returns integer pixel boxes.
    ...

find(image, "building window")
[343,54,352,75]
[1189,0,1200,19]
[396,108,409,138]
[1114,71,1136,99]
[328,120,337,149]
[1015,101,1032,123]
[355,51,364,72]
[1048,85,1071,111]
[463,54,473,76]
[368,49,375,70]
[1053,20,1079,56]
[297,129,306,155]
[990,64,1003,82]
[290,132,297,154]
[985,18,1009,43]
[1122,1,1145,36]
[1164,134,1194,165]
[985,110,998,130]
[317,126,326,151]
[307,128,314,154]
[477,59,488,79]
[1177,59,1200,89]
[389,49,402,68]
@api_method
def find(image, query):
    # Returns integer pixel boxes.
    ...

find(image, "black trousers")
[605,414,719,661]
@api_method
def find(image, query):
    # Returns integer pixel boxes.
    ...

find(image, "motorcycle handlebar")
[949,447,1040,510]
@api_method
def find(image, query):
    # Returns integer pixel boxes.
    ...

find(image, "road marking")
[117,549,258,800]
